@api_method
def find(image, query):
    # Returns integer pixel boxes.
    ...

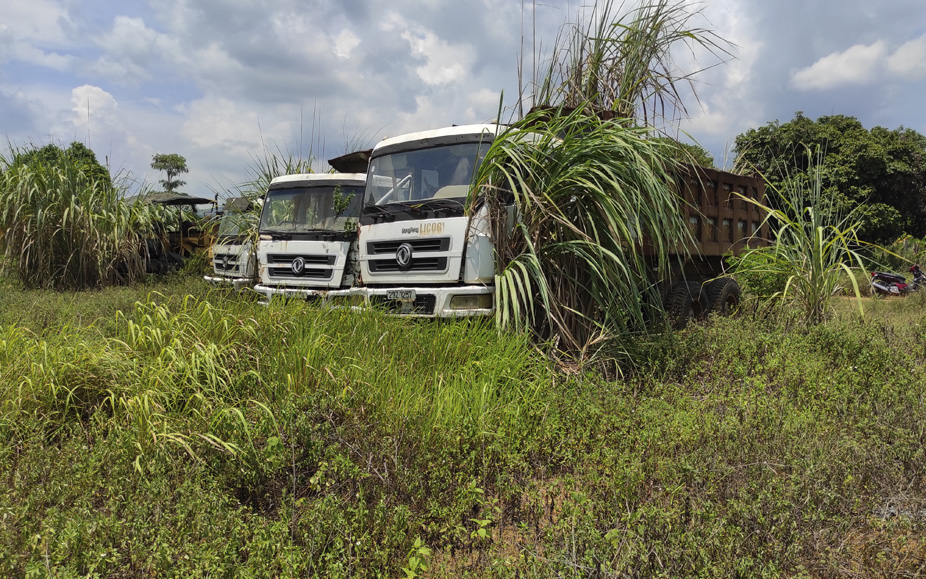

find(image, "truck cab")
[254,173,366,303]
[204,197,258,288]
[358,125,499,316]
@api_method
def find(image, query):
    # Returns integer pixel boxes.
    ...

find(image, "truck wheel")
[666,281,707,329]
[687,281,708,320]
[706,277,741,316]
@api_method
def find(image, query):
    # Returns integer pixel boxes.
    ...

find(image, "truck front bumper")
[253,284,367,308]
[365,285,494,317]
[204,275,255,289]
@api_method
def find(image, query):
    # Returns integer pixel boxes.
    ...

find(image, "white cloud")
[332,29,360,59]
[791,41,887,90]
[180,97,291,158]
[92,16,185,84]
[70,84,118,123]
[887,35,926,79]
[387,19,475,87]
[64,85,136,164]
[404,29,472,86]
[4,0,926,199]
[0,0,72,69]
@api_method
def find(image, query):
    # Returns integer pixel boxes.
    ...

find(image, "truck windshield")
[216,212,255,240]
[259,185,362,233]
[366,141,491,206]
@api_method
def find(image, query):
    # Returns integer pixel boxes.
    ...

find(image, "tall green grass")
[0,145,157,289]
[4,278,926,575]
[0,289,542,465]
[531,0,730,126]
[732,151,868,323]
[474,106,691,364]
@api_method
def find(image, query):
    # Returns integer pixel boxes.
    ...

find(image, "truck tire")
[688,281,708,320]
[706,277,741,316]
[666,281,707,329]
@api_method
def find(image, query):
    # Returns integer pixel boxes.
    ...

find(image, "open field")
[2,273,926,576]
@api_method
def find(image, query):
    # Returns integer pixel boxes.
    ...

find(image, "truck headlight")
[449,294,493,310]
[328,295,365,309]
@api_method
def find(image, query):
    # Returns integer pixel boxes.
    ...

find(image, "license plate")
[386,289,416,301]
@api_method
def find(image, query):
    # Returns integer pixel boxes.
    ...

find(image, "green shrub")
[726,247,789,297]
[4,278,926,576]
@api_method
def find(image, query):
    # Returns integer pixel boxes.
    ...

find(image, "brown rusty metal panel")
[675,165,769,257]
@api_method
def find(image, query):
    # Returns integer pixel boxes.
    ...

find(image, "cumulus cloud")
[791,41,887,90]
[332,29,361,59]
[63,85,134,162]
[0,0,73,69]
[887,35,926,79]
[379,11,476,87]
[180,97,291,158]
[404,29,474,86]
[5,0,926,198]
[70,85,118,122]
[91,16,181,84]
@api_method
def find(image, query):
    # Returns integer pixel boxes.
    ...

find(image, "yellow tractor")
[144,192,217,272]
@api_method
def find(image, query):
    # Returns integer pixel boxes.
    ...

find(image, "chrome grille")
[266,254,336,281]
[367,237,450,254]
[366,237,451,273]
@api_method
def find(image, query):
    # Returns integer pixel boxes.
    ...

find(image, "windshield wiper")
[362,204,397,221]
[260,228,292,239]
[412,198,465,210]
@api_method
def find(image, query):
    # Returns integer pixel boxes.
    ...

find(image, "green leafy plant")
[0,144,156,289]
[332,185,357,232]
[401,537,431,578]
[732,148,868,323]
[473,106,691,363]
[725,248,789,298]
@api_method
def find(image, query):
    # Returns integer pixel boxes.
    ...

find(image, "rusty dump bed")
[674,165,769,258]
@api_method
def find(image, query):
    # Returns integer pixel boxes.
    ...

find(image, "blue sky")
[2,0,926,200]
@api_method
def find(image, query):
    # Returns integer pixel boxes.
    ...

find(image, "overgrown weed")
[3,278,926,575]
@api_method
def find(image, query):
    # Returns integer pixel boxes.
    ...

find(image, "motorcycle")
[870,264,926,297]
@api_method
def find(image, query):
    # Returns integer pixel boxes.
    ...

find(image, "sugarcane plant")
[731,148,868,324]
[472,106,692,361]
[474,0,731,363]
[528,0,731,127]
[0,143,157,290]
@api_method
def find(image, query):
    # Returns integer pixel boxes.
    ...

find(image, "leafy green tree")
[151,153,189,193]
[733,112,926,243]
[8,142,112,190]
[655,138,714,168]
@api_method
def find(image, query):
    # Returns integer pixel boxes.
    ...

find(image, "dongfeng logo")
[291,256,306,275]
[395,243,413,270]
[222,255,229,270]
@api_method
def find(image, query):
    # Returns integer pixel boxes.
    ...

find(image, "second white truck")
[204,197,259,288]
[254,173,366,303]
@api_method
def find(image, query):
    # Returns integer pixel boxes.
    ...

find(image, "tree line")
[733,112,926,244]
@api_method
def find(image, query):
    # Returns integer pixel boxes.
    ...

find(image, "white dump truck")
[358,124,498,316]
[204,197,259,288]
[253,173,366,303]
[357,123,768,324]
